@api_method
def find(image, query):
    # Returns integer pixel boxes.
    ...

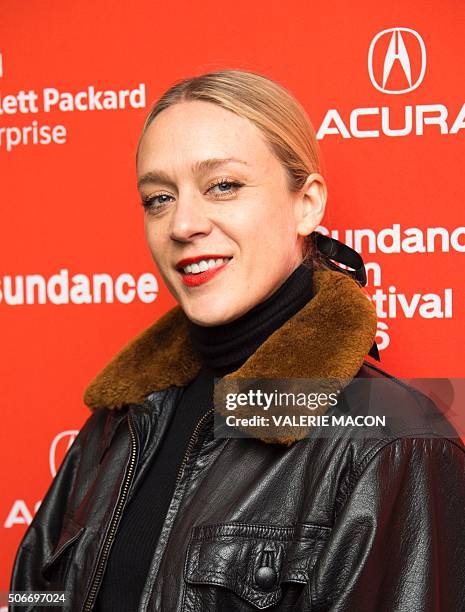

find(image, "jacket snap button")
[255,566,278,590]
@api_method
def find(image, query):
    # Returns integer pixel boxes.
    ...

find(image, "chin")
[185,311,227,327]
[184,303,238,327]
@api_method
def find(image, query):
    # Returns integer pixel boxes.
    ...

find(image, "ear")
[296,173,327,238]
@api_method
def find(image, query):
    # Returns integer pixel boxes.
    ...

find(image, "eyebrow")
[137,157,249,190]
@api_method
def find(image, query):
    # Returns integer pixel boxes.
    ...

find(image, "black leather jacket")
[10,270,465,611]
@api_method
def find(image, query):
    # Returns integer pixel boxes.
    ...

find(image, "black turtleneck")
[189,261,314,376]
[94,262,314,612]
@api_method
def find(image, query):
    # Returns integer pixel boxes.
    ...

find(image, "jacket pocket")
[41,514,86,583]
[183,522,331,611]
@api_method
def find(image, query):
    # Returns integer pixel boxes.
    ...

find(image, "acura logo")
[49,430,78,477]
[368,27,426,94]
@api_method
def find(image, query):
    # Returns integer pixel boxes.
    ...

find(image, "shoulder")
[348,360,463,441]
[320,361,465,504]
[70,406,129,469]
[337,435,465,514]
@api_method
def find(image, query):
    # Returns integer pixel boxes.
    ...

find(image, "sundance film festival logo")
[3,430,78,528]
[317,25,464,139]
[368,27,426,94]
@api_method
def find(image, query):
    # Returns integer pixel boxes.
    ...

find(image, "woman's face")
[137,100,324,326]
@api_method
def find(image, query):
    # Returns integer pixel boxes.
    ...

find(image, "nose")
[168,189,212,242]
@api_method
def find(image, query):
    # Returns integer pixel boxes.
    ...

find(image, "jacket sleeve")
[307,437,465,612]
[9,408,110,593]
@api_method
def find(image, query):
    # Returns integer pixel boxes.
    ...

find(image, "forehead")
[136,100,273,175]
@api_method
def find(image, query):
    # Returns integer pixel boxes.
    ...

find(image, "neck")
[188,262,314,376]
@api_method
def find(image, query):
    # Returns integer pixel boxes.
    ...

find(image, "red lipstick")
[176,256,232,287]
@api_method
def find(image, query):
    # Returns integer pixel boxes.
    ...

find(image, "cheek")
[226,200,270,240]
[143,220,150,242]
[144,217,163,243]
[254,191,292,230]
[228,209,290,262]
[144,221,162,259]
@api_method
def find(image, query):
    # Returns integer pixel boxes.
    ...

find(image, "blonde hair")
[137,69,329,269]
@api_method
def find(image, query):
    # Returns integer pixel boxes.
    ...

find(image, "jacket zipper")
[140,408,214,611]
[175,408,214,487]
[81,411,138,612]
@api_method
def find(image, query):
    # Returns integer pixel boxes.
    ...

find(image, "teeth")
[182,257,231,275]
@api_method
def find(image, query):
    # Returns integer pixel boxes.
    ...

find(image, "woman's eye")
[142,194,173,211]
[208,180,243,197]
[142,180,243,211]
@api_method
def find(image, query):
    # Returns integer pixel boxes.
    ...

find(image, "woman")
[10,70,465,611]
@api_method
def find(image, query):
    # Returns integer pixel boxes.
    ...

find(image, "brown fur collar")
[83,269,377,445]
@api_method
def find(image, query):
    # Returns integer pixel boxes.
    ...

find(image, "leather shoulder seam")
[336,437,402,517]
[337,436,465,519]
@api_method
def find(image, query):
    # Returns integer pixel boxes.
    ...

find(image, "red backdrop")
[1,0,464,596]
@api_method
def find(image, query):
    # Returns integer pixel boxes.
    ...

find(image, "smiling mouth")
[178,257,233,276]
[178,257,233,287]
